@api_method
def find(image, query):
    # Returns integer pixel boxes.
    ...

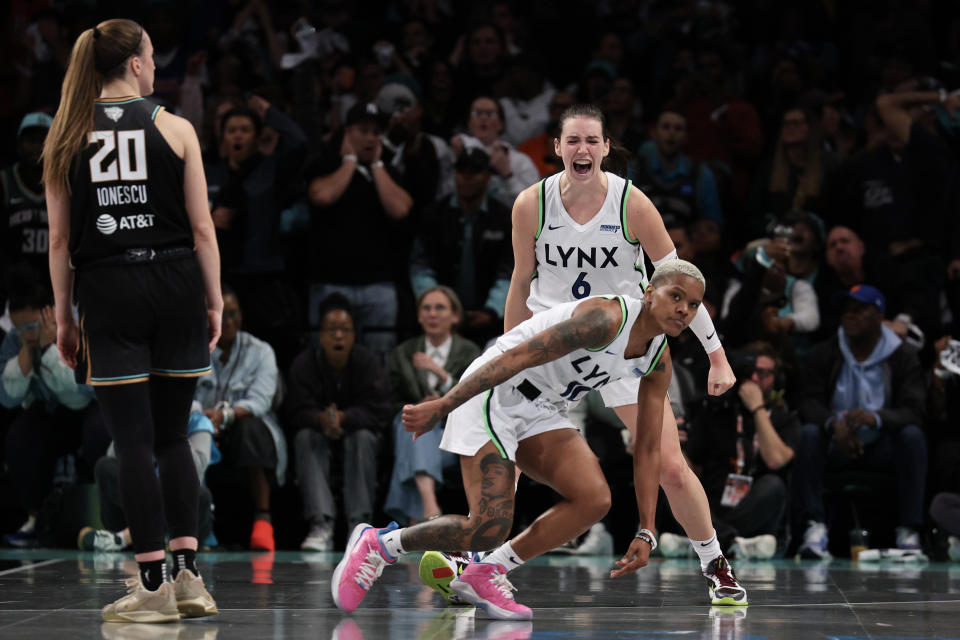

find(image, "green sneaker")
[419,551,471,604]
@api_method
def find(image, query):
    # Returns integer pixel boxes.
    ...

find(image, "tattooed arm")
[612,346,671,578]
[402,298,621,437]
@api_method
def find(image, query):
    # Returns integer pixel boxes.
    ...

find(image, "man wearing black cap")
[307,102,413,356]
[792,284,928,558]
[1,112,53,281]
[410,147,513,345]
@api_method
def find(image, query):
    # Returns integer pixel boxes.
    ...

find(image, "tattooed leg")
[508,428,612,561]
[400,441,515,552]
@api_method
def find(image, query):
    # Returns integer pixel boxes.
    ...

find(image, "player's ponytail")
[42,19,144,194]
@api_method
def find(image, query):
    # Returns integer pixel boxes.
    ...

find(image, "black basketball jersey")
[0,163,49,273]
[69,97,192,266]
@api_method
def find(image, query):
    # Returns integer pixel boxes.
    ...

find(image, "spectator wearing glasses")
[383,286,480,525]
[678,342,799,560]
[194,286,287,551]
[1,272,107,547]
[450,96,539,208]
[288,294,392,551]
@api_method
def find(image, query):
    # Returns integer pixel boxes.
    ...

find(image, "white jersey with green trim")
[489,294,666,407]
[527,171,648,314]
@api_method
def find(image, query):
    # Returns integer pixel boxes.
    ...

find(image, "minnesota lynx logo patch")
[104,106,124,123]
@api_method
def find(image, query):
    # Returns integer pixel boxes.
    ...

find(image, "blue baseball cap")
[842,284,886,313]
[18,112,53,136]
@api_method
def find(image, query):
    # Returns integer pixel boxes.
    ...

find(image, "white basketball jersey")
[492,295,667,407]
[527,172,647,314]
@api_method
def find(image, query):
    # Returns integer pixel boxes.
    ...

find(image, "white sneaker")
[659,532,692,558]
[78,527,129,552]
[574,523,614,556]
[101,577,180,623]
[798,521,831,560]
[301,522,333,551]
[895,526,921,551]
[939,339,960,375]
[733,534,777,560]
[947,536,960,562]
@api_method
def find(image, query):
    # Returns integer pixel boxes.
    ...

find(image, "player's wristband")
[634,527,658,551]
[342,154,358,164]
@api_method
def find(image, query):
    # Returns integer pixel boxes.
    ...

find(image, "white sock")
[380,528,407,558]
[691,530,722,570]
[481,541,524,572]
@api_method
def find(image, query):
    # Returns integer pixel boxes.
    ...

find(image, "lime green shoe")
[419,551,471,604]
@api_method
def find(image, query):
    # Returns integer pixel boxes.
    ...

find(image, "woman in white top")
[504,103,744,603]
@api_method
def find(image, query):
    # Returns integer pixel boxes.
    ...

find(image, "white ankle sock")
[692,530,722,570]
[380,528,407,558]
[481,542,524,572]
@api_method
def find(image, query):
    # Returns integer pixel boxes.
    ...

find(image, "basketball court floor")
[1,549,958,639]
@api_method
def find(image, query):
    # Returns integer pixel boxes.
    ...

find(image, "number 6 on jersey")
[572,271,592,299]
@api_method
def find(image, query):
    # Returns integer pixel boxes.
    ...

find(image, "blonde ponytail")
[42,18,144,195]
[42,28,99,195]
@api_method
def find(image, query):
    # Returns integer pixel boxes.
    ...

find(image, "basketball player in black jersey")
[43,19,221,622]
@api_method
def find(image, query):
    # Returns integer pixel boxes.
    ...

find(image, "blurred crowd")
[2,0,960,561]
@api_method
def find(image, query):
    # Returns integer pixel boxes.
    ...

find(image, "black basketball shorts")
[74,257,211,386]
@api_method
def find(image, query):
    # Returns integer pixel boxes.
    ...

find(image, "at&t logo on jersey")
[96,213,156,235]
[600,224,621,233]
[96,214,117,235]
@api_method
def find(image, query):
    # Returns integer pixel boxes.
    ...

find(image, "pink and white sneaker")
[331,522,398,612]
[450,562,532,620]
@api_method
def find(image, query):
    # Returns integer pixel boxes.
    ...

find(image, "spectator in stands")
[817,225,929,343]
[449,24,509,118]
[678,45,764,235]
[307,102,413,357]
[377,81,453,202]
[410,147,513,345]
[450,96,539,208]
[632,106,724,232]
[384,286,480,525]
[603,77,645,161]
[678,342,799,560]
[195,287,286,551]
[831,85,960,342]
[747,106,838,237]
[498,54,555,147]
[517,91,575,178]
[1,113,52,285]
[289,294,391,551]
[1,276,107,547]
[793,285,927,558]
[205,94,307,366]
[421,60,459,140]
[721,215,821,359]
